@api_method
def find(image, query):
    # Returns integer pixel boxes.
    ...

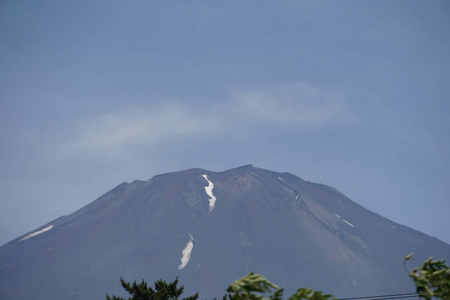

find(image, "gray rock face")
[1,165,449,300]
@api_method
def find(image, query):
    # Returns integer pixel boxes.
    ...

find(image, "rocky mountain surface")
[1,165,449,300]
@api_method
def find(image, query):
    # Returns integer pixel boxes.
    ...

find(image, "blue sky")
[1,1,449,246]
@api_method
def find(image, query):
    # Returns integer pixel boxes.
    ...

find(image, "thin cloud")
[230,82,353,128]
[66,101,223,154]
[65,82,354,154]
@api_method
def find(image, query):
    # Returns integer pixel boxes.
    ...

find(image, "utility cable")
[338,292,419,300]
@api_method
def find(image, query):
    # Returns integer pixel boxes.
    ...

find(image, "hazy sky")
[1,1,449,246]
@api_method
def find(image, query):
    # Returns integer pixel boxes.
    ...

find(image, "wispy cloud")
[65,82,354,154]
[65,101,222,154]
[230,82,352,127]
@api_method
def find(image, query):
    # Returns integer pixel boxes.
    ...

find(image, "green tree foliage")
[227,272,282,300]
[404,254,450,300]
[106,277,199,300]
[109,254,450,300]
[226,273,334,300]
[288,288,335,300]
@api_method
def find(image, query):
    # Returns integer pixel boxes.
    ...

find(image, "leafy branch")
[404,253,450,300]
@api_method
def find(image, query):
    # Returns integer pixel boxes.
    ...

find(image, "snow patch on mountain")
[178,234,194,270]
[202,174,217,212]
[20,225,54,241]
[334,214,354,227]
[342,219,354,227]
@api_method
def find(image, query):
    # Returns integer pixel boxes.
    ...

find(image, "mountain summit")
[1,165,449,300]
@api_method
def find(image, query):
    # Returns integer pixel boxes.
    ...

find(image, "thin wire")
[338,292,419,300]
[358,295,419,300]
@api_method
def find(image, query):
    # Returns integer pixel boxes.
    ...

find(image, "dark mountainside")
[0,165,449,300]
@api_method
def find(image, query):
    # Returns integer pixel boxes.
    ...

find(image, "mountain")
[0,165,449,300]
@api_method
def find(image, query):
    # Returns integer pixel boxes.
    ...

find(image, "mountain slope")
[1,165,449,300]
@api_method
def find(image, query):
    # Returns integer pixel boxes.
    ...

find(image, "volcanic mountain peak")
[0,165,449,300]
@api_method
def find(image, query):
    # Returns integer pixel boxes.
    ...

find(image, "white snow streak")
[342,219,354,227]
[178,234,194,270]
[334,213,353,227]
[202,174,217,212]
[20,225,54,241]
